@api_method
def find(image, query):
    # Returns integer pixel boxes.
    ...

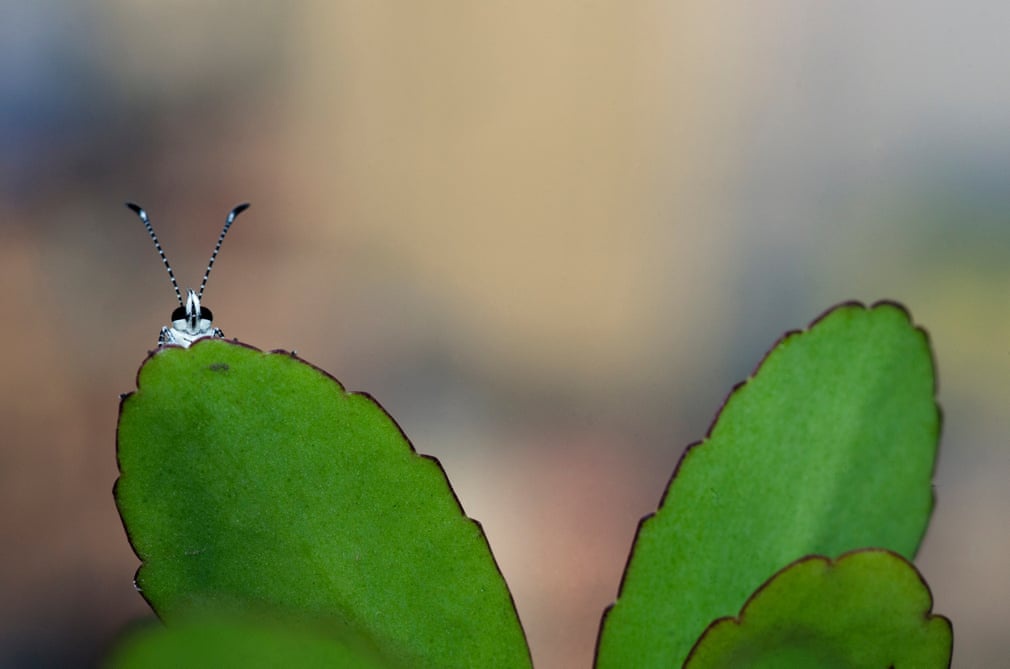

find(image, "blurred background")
[2,2,1007,667]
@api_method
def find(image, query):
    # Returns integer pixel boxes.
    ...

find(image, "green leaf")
[115,340,530,669]
[596,302,941,668]
[683,549,952,669]
[106,616,391,669]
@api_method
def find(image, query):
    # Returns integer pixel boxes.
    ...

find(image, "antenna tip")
[125,201,143,214]
[231,202,251,216]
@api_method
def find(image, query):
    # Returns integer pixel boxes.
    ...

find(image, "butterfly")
[126,202,249,347]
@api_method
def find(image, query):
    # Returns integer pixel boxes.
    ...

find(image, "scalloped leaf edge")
[682,548,953,668]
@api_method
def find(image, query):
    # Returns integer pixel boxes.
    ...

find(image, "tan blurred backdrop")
[2,2,1008,667]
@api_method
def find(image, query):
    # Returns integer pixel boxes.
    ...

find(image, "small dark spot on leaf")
[207,362,230,372]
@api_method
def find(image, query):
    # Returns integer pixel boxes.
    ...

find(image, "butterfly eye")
[200,306,214,321]
[171,306,187,321]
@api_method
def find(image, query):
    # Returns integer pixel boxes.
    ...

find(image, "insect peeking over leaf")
[126,202,250,348]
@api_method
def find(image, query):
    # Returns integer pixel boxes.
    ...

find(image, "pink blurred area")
[2,3,1008,667]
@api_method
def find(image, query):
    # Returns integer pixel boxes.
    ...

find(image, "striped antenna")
[199,203,250,299]
[126,202,183,306]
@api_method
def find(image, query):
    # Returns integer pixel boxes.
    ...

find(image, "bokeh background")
[2,2,1008,667]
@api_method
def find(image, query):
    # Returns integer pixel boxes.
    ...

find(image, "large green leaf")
[115,340,530,669]
[683,549,952,669]
[596,302,940,668]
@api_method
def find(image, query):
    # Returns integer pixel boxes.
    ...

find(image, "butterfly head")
[172,289,214,335]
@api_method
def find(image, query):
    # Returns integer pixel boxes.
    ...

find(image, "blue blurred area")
[0,4,109,202]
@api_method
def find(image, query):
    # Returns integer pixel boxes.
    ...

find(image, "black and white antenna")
[199,203,250,299]
[126,201,251,348]
[126,202,183,307]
